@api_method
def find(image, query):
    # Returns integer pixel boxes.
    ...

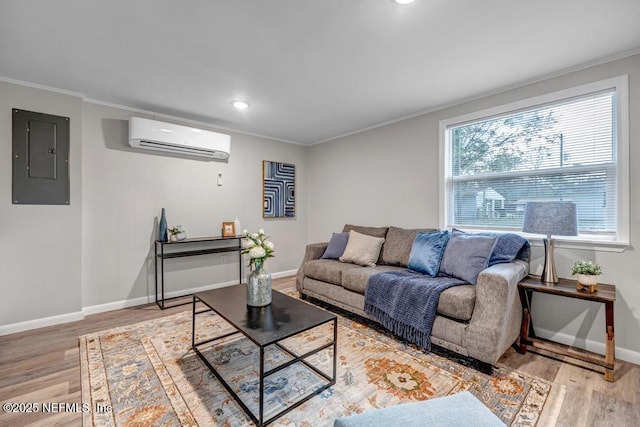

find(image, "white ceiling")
[1,0,639,145]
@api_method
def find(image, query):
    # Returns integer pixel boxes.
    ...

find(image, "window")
[441,76,629,247]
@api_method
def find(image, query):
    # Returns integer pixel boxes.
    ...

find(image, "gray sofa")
[296,224,529,366]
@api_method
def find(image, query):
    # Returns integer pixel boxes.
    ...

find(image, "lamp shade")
[522,201,578,237]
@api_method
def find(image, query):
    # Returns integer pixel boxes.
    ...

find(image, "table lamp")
[522,201,578,283]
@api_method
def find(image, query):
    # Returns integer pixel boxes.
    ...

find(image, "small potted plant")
[168,225,186,242]
[571,260,602,293]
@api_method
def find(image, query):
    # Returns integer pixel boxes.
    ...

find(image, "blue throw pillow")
[486,232,530,266]
[452,228,530,266]
[407,230,450,277]
[439,230,498,285]
[321,232,350,259]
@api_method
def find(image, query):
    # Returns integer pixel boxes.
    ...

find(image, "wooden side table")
[518,275,616,381]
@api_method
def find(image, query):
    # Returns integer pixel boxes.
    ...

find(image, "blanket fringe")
[365,303,432,352]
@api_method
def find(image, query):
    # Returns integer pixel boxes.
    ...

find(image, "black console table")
[154,236,243,309]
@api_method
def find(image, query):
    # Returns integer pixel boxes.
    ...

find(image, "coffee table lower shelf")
[191,294,337,426]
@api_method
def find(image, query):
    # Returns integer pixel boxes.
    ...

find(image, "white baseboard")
[81,295,153,316]
[272,269,298,279]
[535,327,640,366]
[82,279,240,316]
[82,271,298,316]
[0,271,299,336]
[0,311,84,336]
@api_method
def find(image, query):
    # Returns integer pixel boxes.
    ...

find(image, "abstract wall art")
[263,160,295,218]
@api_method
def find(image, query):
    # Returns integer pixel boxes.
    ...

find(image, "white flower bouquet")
[241,228,275,270]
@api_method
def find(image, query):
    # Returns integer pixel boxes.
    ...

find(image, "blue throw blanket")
[364,271,465,351]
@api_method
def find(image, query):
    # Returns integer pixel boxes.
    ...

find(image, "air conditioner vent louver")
[128,117,230,160]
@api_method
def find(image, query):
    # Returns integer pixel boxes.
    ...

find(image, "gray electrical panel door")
[12,109,70,205]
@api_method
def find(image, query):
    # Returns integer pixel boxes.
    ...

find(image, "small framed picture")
[222,221,236,237]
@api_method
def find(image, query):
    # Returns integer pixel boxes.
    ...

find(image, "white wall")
[81,102,307,308]
[307,54,640,363]
[0,81,307,332]
[0,81,83,327]
[307,114,441,240]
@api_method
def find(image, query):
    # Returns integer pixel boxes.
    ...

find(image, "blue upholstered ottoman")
[333,391,505,427]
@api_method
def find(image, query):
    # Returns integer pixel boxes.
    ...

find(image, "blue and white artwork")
[263,160,295,218]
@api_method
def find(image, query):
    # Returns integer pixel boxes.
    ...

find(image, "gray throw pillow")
[321,232,350,259]
[439,230,497,285]
[380,226,437,266]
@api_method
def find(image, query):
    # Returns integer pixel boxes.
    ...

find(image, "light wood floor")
[1,276,638,426]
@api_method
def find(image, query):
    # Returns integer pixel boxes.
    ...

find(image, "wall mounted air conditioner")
[128,117,230,160]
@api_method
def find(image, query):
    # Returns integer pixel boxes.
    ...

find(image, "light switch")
[217,172,223,186]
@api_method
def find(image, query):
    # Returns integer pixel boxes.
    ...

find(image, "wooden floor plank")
[26,410,82,427]
[554,363,598,427]
[587,390,639,427]
[0,276,638,426]
[499,347,563,381]
[0,378,71,403]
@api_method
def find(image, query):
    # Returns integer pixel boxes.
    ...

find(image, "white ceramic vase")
[577,274,599,286]
[234,217,241,236]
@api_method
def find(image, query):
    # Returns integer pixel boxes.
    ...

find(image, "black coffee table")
[192,285,337,426]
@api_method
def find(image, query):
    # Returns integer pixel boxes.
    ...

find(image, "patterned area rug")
[80,292,552,426]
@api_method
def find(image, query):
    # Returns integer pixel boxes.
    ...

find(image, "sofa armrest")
[466,260,529,364]
[296,242,328,291]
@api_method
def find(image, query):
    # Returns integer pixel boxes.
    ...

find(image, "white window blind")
[442,77,628,243]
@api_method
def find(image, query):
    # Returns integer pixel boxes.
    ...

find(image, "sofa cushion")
[380,226,437,266]
[341,265,475,320]
[438,285,476,321]
[342,265,406,294]
[304,259,361,285]
[342,224,388,239]
[407,230,450,276]
[440,230,497,285]
[340,230,386,267]
[321,232,350,259]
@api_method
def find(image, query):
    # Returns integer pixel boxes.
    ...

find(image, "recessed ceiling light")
[231,100,250,110]
[394,0,415,4]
